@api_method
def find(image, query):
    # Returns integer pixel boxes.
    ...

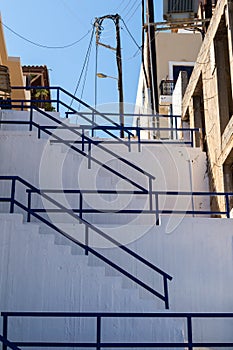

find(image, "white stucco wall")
[0,109,232,345]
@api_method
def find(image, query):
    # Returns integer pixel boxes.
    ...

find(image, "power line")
[121,18,141,50]
[121,0,135,15]
[69,26,95,108]
[79,37,93,109]
[114,0,126,12]
[0,20,91,49]
[124,0,141,20]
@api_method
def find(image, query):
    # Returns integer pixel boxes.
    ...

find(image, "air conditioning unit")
[163,0,200,21]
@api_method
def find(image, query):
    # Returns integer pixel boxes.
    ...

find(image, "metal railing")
[0,334,21,350]
[1,311,233,349]
[7,86,197,143]
[0,176,172,309]
[47,125,200,148]
[159,80,174,95]
[9,86,134,138]
[0,105,155,192]
[26,188,233,222]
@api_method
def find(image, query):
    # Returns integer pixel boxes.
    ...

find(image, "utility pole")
[146,0,159,114]
[95,14,124,138]
[115,14,124,138]
[204,0,213,30]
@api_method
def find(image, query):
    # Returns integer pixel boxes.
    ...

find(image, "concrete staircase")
[0,108,232,345]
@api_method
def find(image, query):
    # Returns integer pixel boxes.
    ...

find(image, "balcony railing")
[159,80,174,96]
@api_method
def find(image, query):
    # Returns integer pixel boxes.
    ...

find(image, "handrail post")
[190,129,194,148]
[79,193,83,220]
[88,141,92,169]
[175,115,178,140]
[85,226,89,256]
[149,178,153,211]
[92,110,95,137]
[137,125,141,152]
[128,131,131,152]
[155,192,159,225]
[29,108,33,131]
[187,315,193,350]
[2,314,8,350]
[96,316,101,350]
[27,191,32,222]
[136,118,141,152]
[82,128,84,152]
[57,88,60,112]
[225,194,230,218]
[163,275,169,309]
[10,179,16,214]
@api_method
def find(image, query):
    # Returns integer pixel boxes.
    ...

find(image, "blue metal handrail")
[44,124,199,148]
[1,311,233,349]
[26,188,233,220]
[0,176,172,309]
[3,100,134,145]
[0,334,22,350]
[0,105,155,192]
[9,86,135,138]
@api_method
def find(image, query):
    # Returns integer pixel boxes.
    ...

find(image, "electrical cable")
[121,0,135,16]
[126,3,141,22]
[95,43,98,109]
[114,0,125,12]
[0,20,91,49]
[78,37,93,109]
[121,18,141,50]
[124,0,141,20]
[69,26,95,108]
[59,0,87,26]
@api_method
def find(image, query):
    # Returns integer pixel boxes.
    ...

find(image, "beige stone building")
[0,15,27,101]
[135,30,202,138]
[182,0,233,213]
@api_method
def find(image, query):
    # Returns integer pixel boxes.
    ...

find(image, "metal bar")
[92,110,94,137]
[155,193,159,225]
[82,130,84,152]
[190,129,194,148]
[2,315,8,350]
[88,141,92,169]
[163,276,169,309]
[128,132,131,152]
[29,109,33,131]
[27,191,31,222]
[85,226,89,256]
[79,193,83,220]
[96,316,101,350]
[187,316,193,350]
[57,88,59,112]
[225,194,230,218]
[0,335,22,350]
[149,178,153,211]
[4,342,233,348]
[10,179,16,214]
[2,311,233,317]
[4,341,233,348]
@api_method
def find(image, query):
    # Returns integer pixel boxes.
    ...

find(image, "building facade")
[182,0,233,213]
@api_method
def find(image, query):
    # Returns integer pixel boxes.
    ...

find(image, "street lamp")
[96,73,118,80]
[96,72,124,138]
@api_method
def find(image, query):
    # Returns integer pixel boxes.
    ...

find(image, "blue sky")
[0,0,163,108]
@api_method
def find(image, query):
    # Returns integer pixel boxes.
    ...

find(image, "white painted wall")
[0,109,232,345]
